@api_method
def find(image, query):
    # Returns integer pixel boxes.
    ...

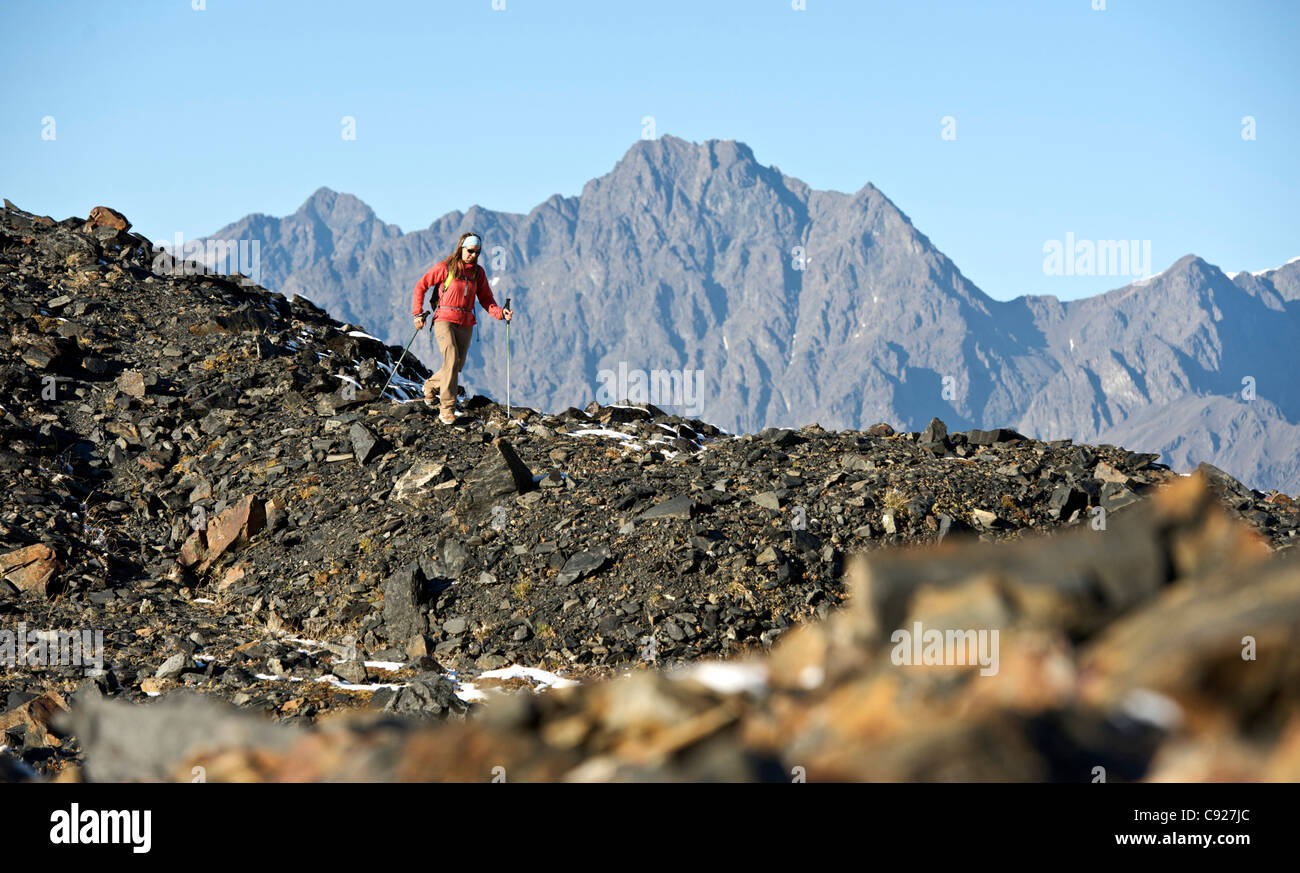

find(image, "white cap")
[462,235,481,250]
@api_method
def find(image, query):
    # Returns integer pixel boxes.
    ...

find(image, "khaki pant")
[423,320,473,408]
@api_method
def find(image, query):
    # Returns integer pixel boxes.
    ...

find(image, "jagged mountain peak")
[1137,254,1239,299]
[294,187,381,226]
[601,135,779,199]
[623,134,758,168]
[1168,253,1218,278]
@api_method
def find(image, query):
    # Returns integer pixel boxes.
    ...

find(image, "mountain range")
[196,135,1300,493]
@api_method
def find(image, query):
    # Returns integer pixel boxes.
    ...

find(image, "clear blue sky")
[4,0,1296,301]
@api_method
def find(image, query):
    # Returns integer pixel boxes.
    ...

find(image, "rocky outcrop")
[59,475,1300,782]
[1,199,1297,782]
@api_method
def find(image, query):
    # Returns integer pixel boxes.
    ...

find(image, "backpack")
[439,260,483,343]
[439,260,476,302]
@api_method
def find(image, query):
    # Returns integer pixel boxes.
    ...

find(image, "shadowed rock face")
[2,199,1297,782]
[198,138,1300,492]
[60,475,1300,783]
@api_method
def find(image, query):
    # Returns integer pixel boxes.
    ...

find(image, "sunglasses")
[463,248,480,254]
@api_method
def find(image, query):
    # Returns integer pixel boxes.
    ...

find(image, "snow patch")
[1249,256,1300,276]
[282,636,403,670]
[477,665,579,690]
[643,439,680,459]
[317,675,405,692]
[1120,688,1183,730]
[457,665,579,703]
[670,661,768,695]
[567,427,638,441]
[250,672,405,693]
[455,683,488,703]
[375,357,421,402]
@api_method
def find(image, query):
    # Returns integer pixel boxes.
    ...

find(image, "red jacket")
[411,261,504,327]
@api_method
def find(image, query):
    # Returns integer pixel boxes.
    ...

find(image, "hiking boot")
[441,397,459,422]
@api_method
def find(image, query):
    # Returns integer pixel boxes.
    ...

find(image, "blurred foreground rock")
[61,473,1300,781]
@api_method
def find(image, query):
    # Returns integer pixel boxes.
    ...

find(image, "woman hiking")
[411,231,513,423]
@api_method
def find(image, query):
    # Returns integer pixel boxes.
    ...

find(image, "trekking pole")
[380,313,426,399]
[504,297,512,419]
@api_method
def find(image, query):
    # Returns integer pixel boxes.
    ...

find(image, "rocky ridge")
[1,200,1297,780]
[60,474,1300,782]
